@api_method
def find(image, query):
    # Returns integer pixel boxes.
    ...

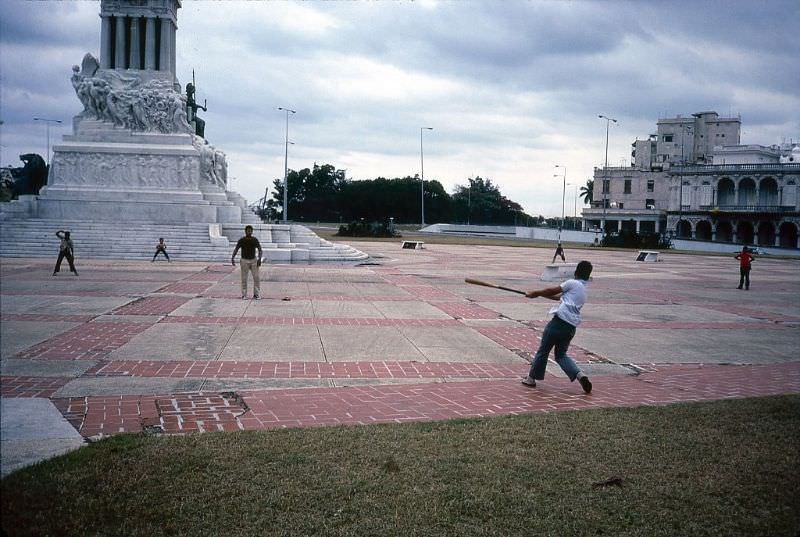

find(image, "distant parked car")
[746,246,766,255]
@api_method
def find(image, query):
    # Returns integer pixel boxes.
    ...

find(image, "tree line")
[254,163,590,228]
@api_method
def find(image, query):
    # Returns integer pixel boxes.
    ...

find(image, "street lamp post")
[598,115,617,240]
[567,183,578,228]
[33,117,63,166]
[554,165,566,241]
[420,127,433,227]
[677,124,693,237]
[277,107,296,223]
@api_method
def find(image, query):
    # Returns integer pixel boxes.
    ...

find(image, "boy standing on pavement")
[735,246,754,290]
[521,260,593,393]
[231,225,263,299]
[53,230,78,276]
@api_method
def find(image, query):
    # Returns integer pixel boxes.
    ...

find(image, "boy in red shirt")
[735,246,754,290]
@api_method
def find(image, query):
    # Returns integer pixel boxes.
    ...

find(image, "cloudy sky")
[1,0,798,218]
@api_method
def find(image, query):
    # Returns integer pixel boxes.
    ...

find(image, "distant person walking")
[152,238,170,262]
[53,230,78,276]
[521,260,593,394]
[735,246,754,290]
[552,242,566,263]
[231,225,263,299]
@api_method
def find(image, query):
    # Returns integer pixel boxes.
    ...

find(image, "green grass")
[2,395,799,536]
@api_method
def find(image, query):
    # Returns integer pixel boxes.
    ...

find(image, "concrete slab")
[306,282,365,297]
[576,328,799,363]
[243,299,315,317]
[370,301,452,319]
[311,301,385,319]
[1,320,82,357]
[1,359,96,377]
[1,398,85,476]
[475,301,553,321]
[581,304,758,323]
[170,298,250,317]
[318,325,427,362]
[53,377,204,397]
[217,325,325,362]
[0,294,131,316]
[107,323,236,361]
[396,326,512,349]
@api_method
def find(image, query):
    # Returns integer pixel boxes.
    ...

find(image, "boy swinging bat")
[465,260,594,394]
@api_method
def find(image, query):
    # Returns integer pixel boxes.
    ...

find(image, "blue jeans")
[527,315,580,382]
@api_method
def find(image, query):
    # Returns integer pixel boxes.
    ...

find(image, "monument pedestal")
[37,122,225,224]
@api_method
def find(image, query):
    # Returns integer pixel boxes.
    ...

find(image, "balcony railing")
[700,205,795,213]
[671,163,800,174]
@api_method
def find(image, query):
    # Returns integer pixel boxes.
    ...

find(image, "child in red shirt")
[735,246,754,290]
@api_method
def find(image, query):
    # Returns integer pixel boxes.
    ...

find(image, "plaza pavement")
[1,241,799,475]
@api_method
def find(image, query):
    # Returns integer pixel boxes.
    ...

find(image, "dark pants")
[527,315,580,382]
[153,247,170,261]
[738,267,750,289]
[54,250,76,273]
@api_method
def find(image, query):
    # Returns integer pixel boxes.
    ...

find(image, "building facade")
[582,112,800,249]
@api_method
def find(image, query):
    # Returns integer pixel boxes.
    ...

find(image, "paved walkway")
[2,242,799,474]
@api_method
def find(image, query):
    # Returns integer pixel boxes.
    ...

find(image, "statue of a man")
[185,82,207,138]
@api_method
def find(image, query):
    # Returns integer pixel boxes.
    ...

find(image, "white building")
[582,112,800,249]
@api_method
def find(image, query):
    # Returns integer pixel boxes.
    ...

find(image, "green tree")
[580,179,593,204]
[451,177,526,225]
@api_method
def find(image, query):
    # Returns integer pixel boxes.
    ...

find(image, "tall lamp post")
[554,165,566,241]
[33,117,62,166]
[598,115,617,240]
[420,127,433,227]
[677,124,693,237]
[277,107,296,223]
[567,183,578,228]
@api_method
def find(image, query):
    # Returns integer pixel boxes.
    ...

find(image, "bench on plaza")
[401,240,425,250]
[540,263,577,282]
[636,250,660,262]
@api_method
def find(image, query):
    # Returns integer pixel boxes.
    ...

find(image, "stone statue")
[185,82,207,138]
[70,53,192,135]
[7,154,49,196]
[192,135,227,188]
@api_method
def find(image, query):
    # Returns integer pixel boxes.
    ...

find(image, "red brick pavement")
[12,322,152,361]
[84,360,526,379]
[161,316,462,326]
[50,362,800,437]
[111,296,191,315]
[155,282,215,294]
[0,376,71,398]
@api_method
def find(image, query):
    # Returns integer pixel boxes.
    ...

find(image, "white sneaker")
[521,376,536,387]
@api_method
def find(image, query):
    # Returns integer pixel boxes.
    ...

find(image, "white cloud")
[1,0,798,218]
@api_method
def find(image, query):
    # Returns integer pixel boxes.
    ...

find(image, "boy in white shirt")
[521,260,593,393]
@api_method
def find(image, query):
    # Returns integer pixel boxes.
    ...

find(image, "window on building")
[618,202,624,209]
[624,180,632,194]
[603,180,610,194]
[647,179,654,192]
[646,198,655,209]
[664,134,673,142]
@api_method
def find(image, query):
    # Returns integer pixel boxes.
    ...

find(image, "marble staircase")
[0,219,368,263]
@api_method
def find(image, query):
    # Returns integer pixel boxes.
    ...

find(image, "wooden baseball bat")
[464,278,527,295]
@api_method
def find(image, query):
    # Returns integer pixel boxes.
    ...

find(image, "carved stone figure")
[191,135,227,188]
[69,53,192,134]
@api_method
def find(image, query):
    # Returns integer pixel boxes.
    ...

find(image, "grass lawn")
[2,395,798,537]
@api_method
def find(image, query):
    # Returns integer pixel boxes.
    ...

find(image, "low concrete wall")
[672,239,800,258]
[420,224,800,257]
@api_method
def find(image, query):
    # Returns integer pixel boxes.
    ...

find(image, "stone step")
[0,219,367,263]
